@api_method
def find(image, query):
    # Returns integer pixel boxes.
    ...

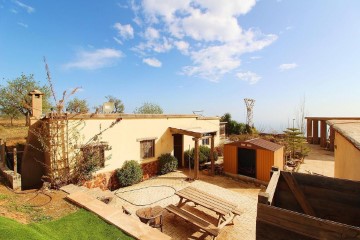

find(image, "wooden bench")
[166,204,220,239]
[176,186,242,227]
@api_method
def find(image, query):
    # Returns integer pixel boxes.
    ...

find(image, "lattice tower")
[244,98,255,126]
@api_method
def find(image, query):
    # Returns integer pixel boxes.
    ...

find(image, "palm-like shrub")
[116,160,143,187]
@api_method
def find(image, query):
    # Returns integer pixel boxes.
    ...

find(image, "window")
[140,139,155,159]
[220,123,226,137]
[202,138,209,145]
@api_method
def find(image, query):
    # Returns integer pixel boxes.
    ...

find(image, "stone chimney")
[28,90,44,119]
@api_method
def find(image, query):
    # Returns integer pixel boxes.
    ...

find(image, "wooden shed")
[223,138,284,182]
[257,169,360,239]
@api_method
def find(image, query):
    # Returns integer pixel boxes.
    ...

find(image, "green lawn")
[0,209,134,240]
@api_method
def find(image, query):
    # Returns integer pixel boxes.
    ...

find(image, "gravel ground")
[111,170,262,240]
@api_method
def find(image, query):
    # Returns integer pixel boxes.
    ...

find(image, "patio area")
[111,169,262,240]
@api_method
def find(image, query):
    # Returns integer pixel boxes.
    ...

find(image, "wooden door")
[173,134,183,167]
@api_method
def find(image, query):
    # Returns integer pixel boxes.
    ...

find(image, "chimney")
[28,90,44,119]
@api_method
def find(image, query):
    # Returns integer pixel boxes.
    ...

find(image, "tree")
[283,124,309,159]
[220,113,247,135]
[0,74,51,126]
[105,95,124,113]
[66,98,89,113]
[0,104,21,125]
[295,96,307,134]
[134,102,163,114]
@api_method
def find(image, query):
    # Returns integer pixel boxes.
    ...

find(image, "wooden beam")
[210,135,215,176]
[320,120,327,147]
[312,120,319,144]
[306,119,313,143]
[261,169,280,205]
[194,138,199,179]
[169,127,202,138]
[281,171,316,217]
[329,126,335,151]
[257,203,360,240]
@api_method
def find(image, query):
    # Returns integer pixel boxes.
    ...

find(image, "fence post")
[0,139,5,168]
[13,148,17,174]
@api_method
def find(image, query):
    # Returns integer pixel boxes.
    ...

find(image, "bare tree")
[295,96,307,134]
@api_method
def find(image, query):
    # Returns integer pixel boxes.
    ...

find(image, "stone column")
[13,148,17,174]
[320,120,327,148]
[306,119,313,143]
[194,138,199,180]
[0,139,5,168]
[210,135,215,176]
[312,120,319,144]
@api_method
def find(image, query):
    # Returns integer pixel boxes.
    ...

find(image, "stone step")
[60,184,85,194]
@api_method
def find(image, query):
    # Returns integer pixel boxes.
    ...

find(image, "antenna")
[192,110,204,116]
[244,98,255,126]
[103,102,115,114]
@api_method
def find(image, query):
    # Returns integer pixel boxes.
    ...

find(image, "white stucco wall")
[71,115,220,173]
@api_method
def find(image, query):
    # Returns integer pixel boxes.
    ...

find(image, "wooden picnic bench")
[176,186,242,227]
[166,204,220,239]
[166,186,242,239]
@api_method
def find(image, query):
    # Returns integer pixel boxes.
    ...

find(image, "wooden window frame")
[140,139,155,159]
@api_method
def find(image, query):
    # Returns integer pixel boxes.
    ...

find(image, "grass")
[0,209,134,240]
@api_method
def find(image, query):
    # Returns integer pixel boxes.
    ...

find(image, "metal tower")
[244,98,255,126]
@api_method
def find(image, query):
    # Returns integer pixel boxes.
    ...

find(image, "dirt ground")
[298,144,334,177]
[0,175,78,224]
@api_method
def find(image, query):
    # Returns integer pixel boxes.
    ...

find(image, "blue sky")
[1,0,360,131]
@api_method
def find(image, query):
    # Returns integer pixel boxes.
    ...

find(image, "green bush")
[184,145,218,167]
[116,160,143,187]
[158,153,178,175]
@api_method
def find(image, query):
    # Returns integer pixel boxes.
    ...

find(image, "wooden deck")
[66,191,171,240]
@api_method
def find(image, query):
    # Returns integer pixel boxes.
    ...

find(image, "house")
[21,91,222,189]
[223,138,284,182]
[327,120,360,181]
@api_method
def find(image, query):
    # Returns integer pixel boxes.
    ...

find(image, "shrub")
[158,153,178,175]
[116,160,143,187]
[184,146,218,167]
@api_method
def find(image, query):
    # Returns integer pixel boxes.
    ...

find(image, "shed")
[223,138,284,182]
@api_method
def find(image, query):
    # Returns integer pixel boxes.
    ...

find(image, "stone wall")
[0,166,21,191]
[141,160,158,180]
[82,160,159,190]
[82,170,120,191]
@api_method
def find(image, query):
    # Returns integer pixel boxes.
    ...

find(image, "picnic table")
[176,186,241,227]
[165,186,242,239]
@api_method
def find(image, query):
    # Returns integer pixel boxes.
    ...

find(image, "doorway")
[173,134,183,167]
[238,148,256,178]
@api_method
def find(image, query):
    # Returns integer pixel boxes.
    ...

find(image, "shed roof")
[226,138,283,152]
[327,120,360,150]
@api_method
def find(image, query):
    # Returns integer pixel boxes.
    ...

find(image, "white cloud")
[143,58,162,67]
[114,23,134,39]
[279,63,298,71]
[14,0,34,13]
[285,26,293,31]
[64,48,123,70]
[17,22,28,28]
[113,37,122,45]
[236,71,261,84]
[174,41,189,54]
[250,56,262,60]
[129,0,276,81]
[145,27,160,40]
